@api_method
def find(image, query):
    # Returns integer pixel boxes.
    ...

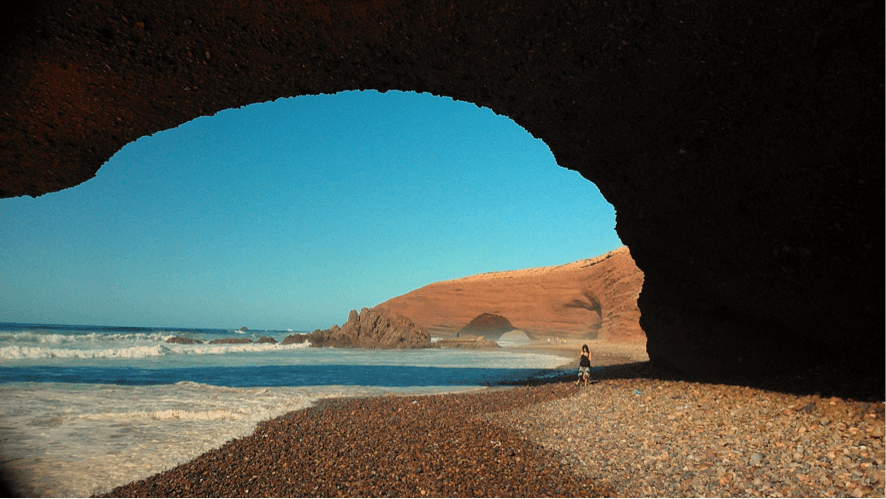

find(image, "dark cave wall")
[1,0,882,392]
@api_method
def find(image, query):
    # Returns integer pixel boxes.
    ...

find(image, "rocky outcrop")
[256,336,277,344]
[282,334,309,345]
[459,314,516,338]
[306,308,432,349]
[165,337,203,345]
[379,247,644,343]
[1,1,881,394]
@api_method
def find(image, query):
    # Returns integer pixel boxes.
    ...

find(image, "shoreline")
[95,343,882,498]
[99,382,611,498]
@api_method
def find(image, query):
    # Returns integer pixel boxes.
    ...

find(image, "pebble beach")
[490,372,885,497]
[97,342,883,498]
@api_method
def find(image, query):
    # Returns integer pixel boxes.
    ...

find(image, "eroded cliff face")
[377,247,644,343]
[1,0,882,395]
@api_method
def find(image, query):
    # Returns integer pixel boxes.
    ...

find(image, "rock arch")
[1,0,882,396]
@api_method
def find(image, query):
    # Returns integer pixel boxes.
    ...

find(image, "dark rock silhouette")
[459,313,515,338]
[1,1,881,396]
[281,334,309,345]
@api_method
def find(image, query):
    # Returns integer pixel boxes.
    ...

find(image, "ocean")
[0,323,565,497]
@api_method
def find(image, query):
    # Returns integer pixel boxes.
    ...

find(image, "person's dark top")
[579,352,591,368]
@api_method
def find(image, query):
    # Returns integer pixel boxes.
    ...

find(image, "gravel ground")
[96,342,883,498]
[98,384,612,498]
[487,363,885,498]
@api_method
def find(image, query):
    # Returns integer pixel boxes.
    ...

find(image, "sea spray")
[0,323,565,497]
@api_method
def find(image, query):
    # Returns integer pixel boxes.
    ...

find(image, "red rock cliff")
[377,247,644,343]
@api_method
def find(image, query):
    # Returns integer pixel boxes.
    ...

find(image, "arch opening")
[0,90,626,333]
[1,0,881,399]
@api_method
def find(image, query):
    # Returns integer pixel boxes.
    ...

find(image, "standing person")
[577,344,592,386]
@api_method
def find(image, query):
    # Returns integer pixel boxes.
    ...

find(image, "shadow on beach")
[500,338,883,402]
[507,359,884,402]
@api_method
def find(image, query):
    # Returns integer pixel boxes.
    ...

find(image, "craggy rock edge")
[295,307,433,349]
[1,1,882,395]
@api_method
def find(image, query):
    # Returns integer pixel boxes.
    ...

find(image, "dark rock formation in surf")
[281,334,309,345]
[306,308,432,349]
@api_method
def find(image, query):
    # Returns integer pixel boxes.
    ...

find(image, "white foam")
[0,330,168,345]
[0,344,171,360]
[0,340,567,497]
[170,341,310,356]
[0,337,309,362]
[495,330,533,347]
[83,408,248,421]
[0,381,484,498]
[0,382,315,497]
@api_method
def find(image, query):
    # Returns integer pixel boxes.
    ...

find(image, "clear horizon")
[0,90,622,331]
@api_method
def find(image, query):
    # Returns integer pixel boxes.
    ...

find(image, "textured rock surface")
[306,307,432,349]
[380,247,644,343]
[281,334,308,345]
[1,1,882,394]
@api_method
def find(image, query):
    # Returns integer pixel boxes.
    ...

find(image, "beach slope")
[99,383,613,498]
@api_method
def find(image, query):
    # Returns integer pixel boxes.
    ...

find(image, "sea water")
[0,323,564,497]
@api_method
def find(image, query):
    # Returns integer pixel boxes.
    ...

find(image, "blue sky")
[0,90,621,330]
